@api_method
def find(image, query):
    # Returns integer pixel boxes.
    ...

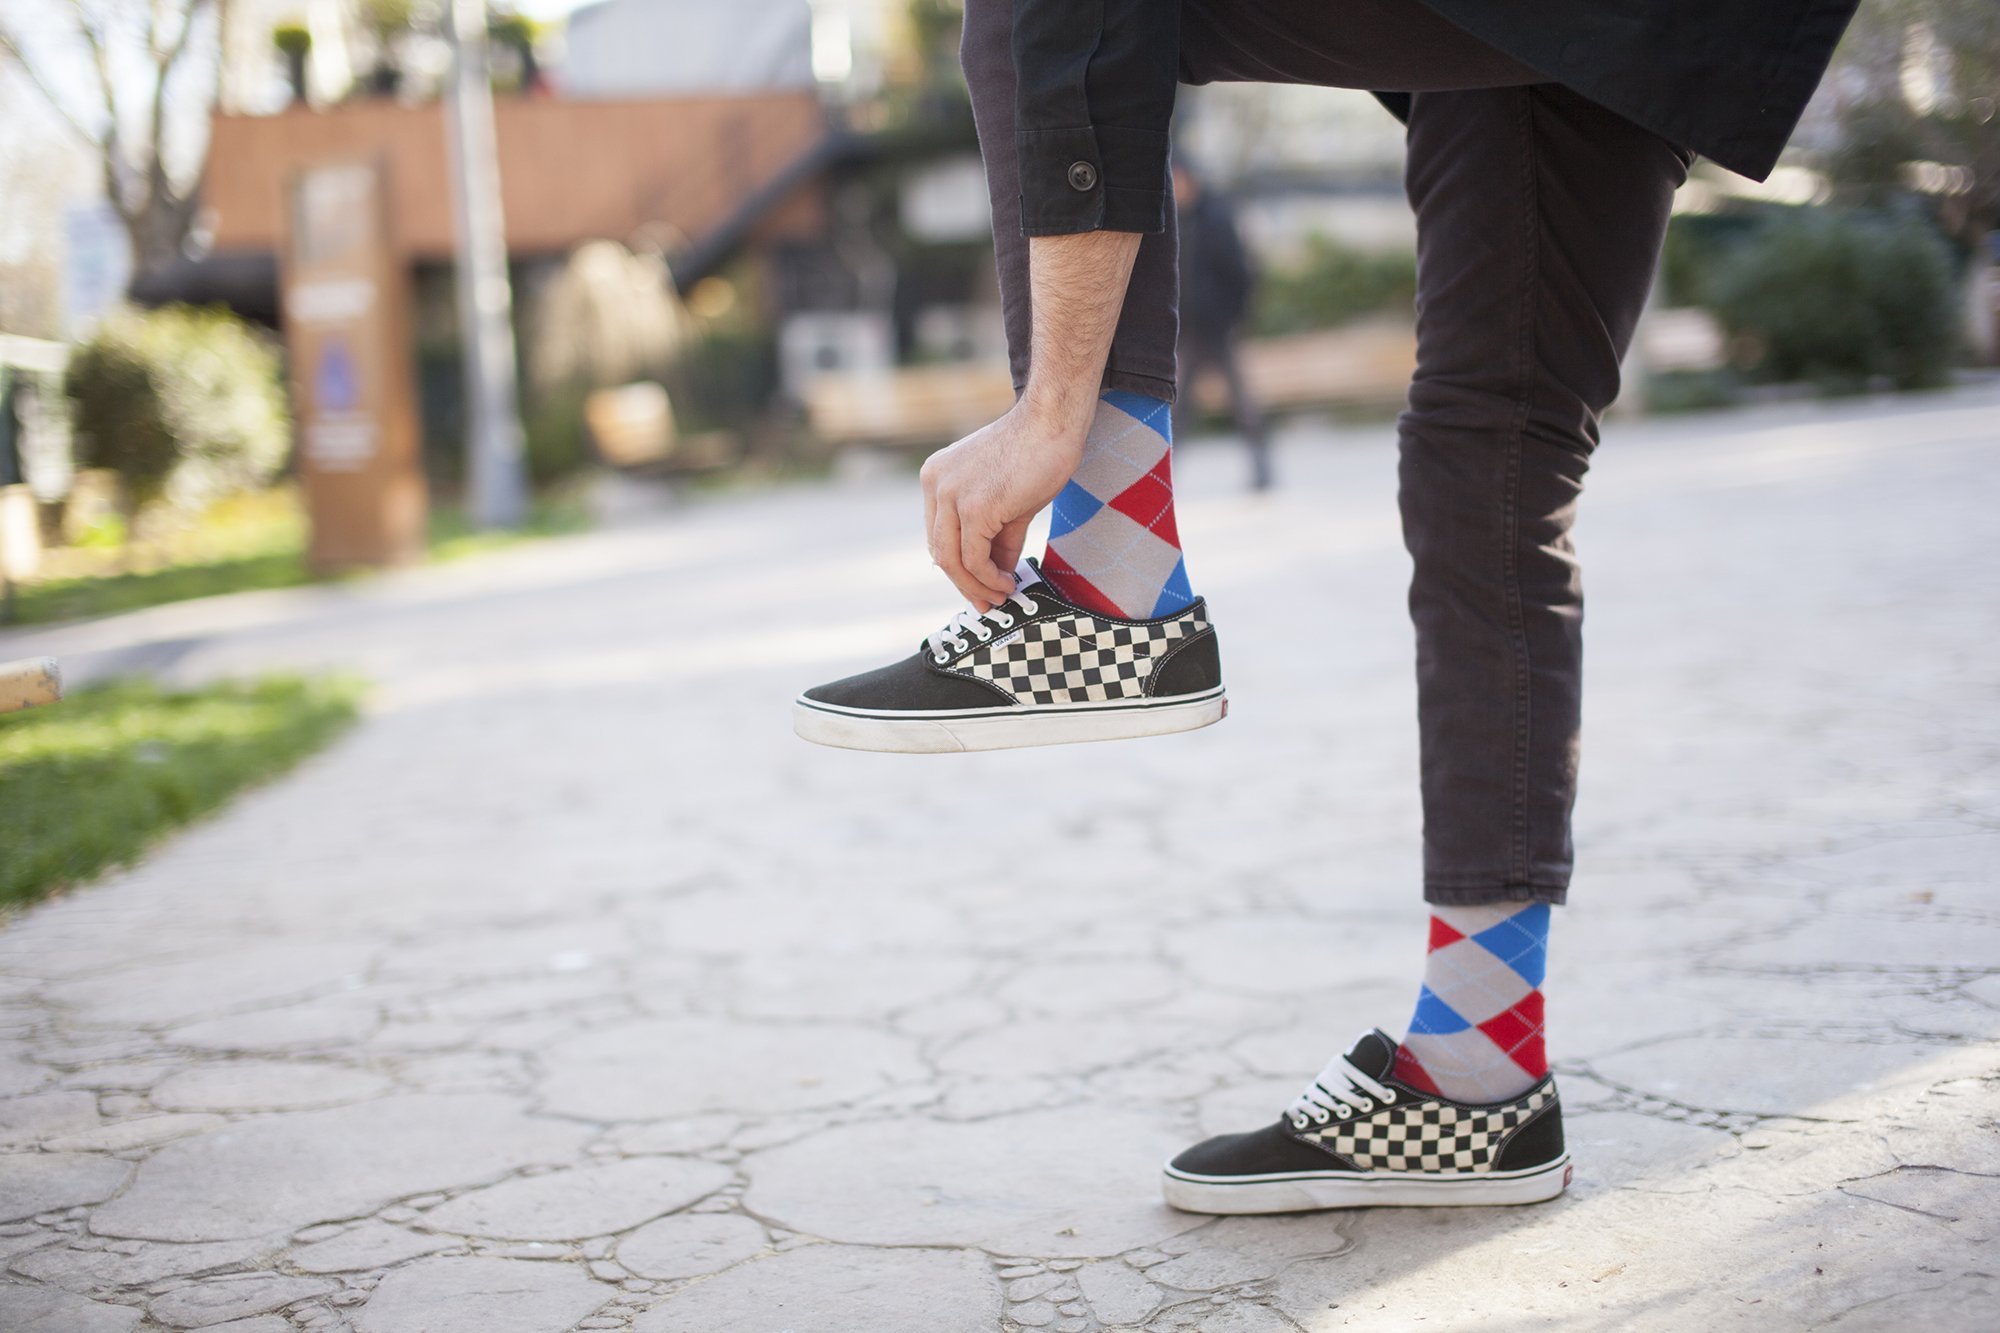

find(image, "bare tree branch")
[147,2,204,205]
[0,23,107,150]
[63,0,126,217]
[5,0,222,277]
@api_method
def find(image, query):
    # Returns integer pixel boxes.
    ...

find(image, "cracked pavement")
[0,385,1996,1331]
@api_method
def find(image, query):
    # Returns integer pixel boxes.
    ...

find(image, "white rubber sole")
[1161,1154,1572,1214]
[793,687,1226,754]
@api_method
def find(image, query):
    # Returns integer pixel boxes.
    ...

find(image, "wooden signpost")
[280,158,427,575]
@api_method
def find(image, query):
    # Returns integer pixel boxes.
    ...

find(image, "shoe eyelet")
[1020,599,1040,615]
[1311,1109,1330,1125]
[1291,1115,1309,1131]
[974,630,991,642]
[951,638,970,653]
[1357,1099,1373,1112]
[994,615,1015,629]
[1336,1107,1352,1119]
[1381,1089,1396,1103]
[932,652,949,665]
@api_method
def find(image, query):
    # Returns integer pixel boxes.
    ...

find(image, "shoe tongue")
[1015,557,1046,592]
[1344,1028,1400,1081]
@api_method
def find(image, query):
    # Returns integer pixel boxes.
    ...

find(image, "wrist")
[1014,380,1096,448]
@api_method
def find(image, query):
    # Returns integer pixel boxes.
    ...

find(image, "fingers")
[991,517,1031,586]
[928,497,993,609]
[921,456,963,596]
[921,460,939,557]
[960,518,1015,608]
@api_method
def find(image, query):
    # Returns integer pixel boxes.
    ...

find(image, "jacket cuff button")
[1066,160,1099,191]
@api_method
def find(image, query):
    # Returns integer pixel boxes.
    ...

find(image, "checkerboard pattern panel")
[954,606,1209,705]
[1305,1085,1555,1173]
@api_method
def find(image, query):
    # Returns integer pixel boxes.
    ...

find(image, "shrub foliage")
[1706,211,1958,394]
[1252,234,1417,337]
[67,304,292,524]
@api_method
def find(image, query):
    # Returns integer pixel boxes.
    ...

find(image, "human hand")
[920,399,1088,610]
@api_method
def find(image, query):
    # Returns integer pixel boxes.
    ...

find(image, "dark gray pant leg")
[1397,85,1692,905]
[969,0,1690,906]
[960,0,1180,402]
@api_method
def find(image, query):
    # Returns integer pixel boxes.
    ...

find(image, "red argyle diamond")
[1037,550,1119,617]
[1390,1046,1442,1095]
[1427,916,1466,951]
[1105,465,1179,547]
[1477,991,1547,1076]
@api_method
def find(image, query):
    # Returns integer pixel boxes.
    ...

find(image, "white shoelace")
[925,570,1044,663]
[924,592,1041,662]
[1285,1043,1398,1132]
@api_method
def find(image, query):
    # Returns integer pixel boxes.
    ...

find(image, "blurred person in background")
[1172,161,1272,491]
[798,0,1859,1217]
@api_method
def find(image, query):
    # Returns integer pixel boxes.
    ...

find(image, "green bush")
[1705,211,1958,394]
[1253,235,1417,337]
[522,379,593,485]
[66,305,292,525]
[1658,211,1763,309]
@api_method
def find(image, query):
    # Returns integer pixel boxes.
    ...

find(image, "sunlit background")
[0,3,1990,677]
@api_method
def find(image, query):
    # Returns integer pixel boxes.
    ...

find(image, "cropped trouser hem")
[1423,879,1570,908]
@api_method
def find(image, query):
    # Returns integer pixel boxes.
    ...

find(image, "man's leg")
[1163,13,1691,1213]
[1389,84,1692,1099]
[962,0,1193,620]
[794,0,1225,753]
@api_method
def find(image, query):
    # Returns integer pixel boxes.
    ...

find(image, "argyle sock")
[1041,391,1194,619]
[1391,901,1550,1104]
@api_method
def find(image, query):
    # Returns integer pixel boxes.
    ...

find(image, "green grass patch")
[0,675,363,909]
[9,551,313,625]
[5,487,593,627]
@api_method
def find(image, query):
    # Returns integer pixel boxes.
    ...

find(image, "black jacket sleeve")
[1012,0,1179,237]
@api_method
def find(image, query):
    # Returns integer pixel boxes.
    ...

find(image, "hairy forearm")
[1019,230,1144,439]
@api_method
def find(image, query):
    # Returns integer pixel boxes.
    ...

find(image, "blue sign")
[315,338,359,412]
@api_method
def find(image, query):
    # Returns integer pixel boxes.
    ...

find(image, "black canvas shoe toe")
[1162,1028,1572,1214]
[794,559,1225,753]
[800,652,1014,713]
[1169,1123,1345,1179]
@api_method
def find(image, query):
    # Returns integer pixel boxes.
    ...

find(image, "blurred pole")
[443,0,528,529]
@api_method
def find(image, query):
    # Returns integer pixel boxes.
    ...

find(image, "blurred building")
[132,0,999,454]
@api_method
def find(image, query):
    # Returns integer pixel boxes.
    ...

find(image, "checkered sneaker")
[953,605,1210,706]
[1161,1028,1570,1213]
[1306,1084,1556,1173]
[794,557,1224,754]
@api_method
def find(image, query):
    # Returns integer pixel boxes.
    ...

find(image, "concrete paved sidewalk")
[1,387,1996,1332]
